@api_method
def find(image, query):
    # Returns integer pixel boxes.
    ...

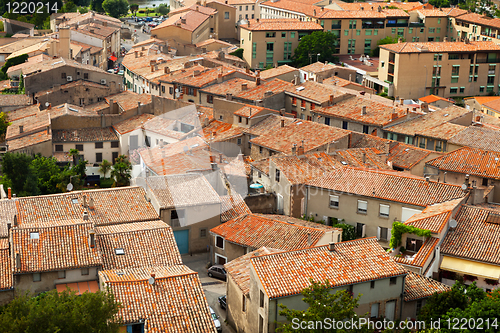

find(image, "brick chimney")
[7,187,11,200]
[242,83,248,90]
[328,242,335,251]
[361,105,367,115]
[164,66,170,74]
[297,141,305,155]
[89,229,96,248]
[135,50,138,58]
[292,143,297,155]
[329,95,334,106]
[280,118,285,127]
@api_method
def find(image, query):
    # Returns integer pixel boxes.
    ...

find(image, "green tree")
[0,289,121,332]
[61,0,78,12]
[91,0,105,12]
[99,159,112,178]
[30,155,63,195]
[370,36,404,58]
[0,111,10,138]
[292,31,339,68]
[102,0,129,18]
[129,3,139,15]
[111,154,132,186]
[0,152,38,196]
[418,281,486,324]
[73,157,89,187]
[277,279,370,333]
[230,48,244,60]
[17,72,24,94]
[157,3,169,15]
[332,222,357,241]
[69,148,80,166]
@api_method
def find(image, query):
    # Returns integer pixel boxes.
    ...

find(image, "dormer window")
[115,248,125,255]
[30,232,39,240]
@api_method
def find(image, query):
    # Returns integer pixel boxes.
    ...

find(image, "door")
[277,194,284,214]
[385,300,396,321]
[173,230,189,254]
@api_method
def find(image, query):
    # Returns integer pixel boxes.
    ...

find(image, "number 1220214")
[6,2,59,14]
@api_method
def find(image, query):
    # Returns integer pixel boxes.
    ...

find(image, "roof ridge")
[105,270,197,284]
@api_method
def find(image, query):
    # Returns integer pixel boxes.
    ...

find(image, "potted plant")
[463,274,477,282]
[485,278,499,286]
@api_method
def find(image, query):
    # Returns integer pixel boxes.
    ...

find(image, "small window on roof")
[30,232,39,240]
[71,198,79,204]
[115,248,125,255]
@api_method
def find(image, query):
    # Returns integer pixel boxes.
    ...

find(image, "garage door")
[174,230,189,254]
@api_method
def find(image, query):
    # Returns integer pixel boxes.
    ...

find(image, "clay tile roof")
[425,146,500,179]
[235,78,294,102]
[6,104,40,122]
[7,128,52,152]
[220,193,252,222]
[307,167,466,207]
[52,127,118,142]
[153,10,210,32]
[395,237,439,268]
[6,112,50,140]
[404,198,463,233]
[419,94,454,103]
[169,4,216,16]
[175,67,235,88]
[240,19,323,31]
[211,213,336,250]
[417,122,466,141]
[106,91,152,112]
[250,157,270,176]
[443,7,468,17]
[201,77,258,96]
[195,38,234,48]
[224,247,282,295]
[234,105,275,118]
[4,18,34,29]
[202,120,244,141]
[388,142,437,169]
[482,97,500,113]
[322,76,376,94]
[0,200,16,238]
[0,240,12,290]
[146,174,220,209]
[380,41,500,53]
[318,8,408,19]
[260,0,321,17]
[0,94,30,107]
[35,80,109,98]
[260,65,298,80]
[315,95,406,126]
[404,271,451,301]
[250,120,350,154]
[456,12,500,30]
[448,125,500,152]
[300,62,338,73]
[15,187,158,227]
[285,81,348,104]
[336,1,419,11]
[74,22,118,38]
[251,238,407,299]
[95,220,182,270]
[22,57,109,76]
[100,265,216,331]
[12,222,102,273]
[466,96,500,105]
[415,9,448,17]
[441,205,500,265]
[112,113,155,135]
[245,114,297,136]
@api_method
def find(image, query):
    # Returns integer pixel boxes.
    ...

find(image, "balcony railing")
[331,24,341,29]
[362,24,384,29]
[386,23,409,27]
[476,58,500,63]
[409,22,425,27]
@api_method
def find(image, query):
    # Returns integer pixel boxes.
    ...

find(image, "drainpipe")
[399,274,407,320]
[304,186,309,218]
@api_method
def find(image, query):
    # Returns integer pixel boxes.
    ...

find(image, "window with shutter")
[379,204,390,217]
[193,88,197,96]
[329,195,339,208]
[357,200,368,214]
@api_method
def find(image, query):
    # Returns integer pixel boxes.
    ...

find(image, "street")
[183,253,236,333]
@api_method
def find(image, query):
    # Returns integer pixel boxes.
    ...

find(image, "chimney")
[15,253,21,270]
[103,21,107,27]
[328,242,335,251]
[217,73,223,83]
[361,105,367,115]
[19,125,23,134]
[83,210,89,221]
[280,119,285,127]
[151,65,155,72]
[194,70,200,76]
[297,141,305,156]
[329,95,334,105]
[211,163,218,171]
[400,98,404,106]
[164,66,170,74]
[135,50,138,58]
[226,93,232,101]
[219,153,223,163]
[391,111,398,121]
[181,18,186,24]
[83,195,87,208]
[294,75,299,85]
[7,187,11,200]
[307,232,312,246]
[256,77,261,86]
[425,176,430,182]
[292,143,297,155]
[89,229,96,248]
[242,83,248,90]
[362,152,366,164]
[138,102,142,115]
[88,197,94,209]
[47,103,52,110]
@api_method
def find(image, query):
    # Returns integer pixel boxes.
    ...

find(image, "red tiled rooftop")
[240,19,323,31]
[236,78,295,102]
[404,198,464,233]
[220,193,252,222]
[404,271,451,301]
[381,41,500,53]
[448,125,500,152]
[112,113,155,135]
[419,94,454,104]
[259,65,298,80]
[153,10,210,32]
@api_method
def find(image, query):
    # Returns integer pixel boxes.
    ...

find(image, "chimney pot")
[83,210,89,221]
[19,125,24,133]
[292,143,297,155]
[7,187,11,200]
[328,242,335,251]
[280,119,285,127]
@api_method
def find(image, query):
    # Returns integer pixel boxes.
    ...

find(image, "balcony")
[409,22,425,27]
[386,22,408,28]
[476,58,500,63]
[331,24,341,29]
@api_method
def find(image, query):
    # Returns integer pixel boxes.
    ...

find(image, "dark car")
[207,264,226,280]
[218,295,227,310]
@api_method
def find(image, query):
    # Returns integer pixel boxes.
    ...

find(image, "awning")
[56,280,99,295]
[109,55,117,62]
[441,256,500,280]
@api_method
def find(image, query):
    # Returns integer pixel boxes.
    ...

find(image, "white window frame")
[215,253,227,264]
[357,200,368,214]
[215,236,225,250]
[377,226,391,241]
[329,195,339,208]
[379,204,390,218]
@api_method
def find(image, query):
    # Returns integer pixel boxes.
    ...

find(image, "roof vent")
[328,242,335,251]
[83,210,89,221]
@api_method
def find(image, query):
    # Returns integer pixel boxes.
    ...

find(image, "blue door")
[174,230,189,254]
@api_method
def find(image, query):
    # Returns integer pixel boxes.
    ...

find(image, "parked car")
[209,306,222,333]
[207,265,226,280]
[218,295,227,310]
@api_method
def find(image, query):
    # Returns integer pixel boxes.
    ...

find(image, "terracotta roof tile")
[202,120,244,141]
[169,4,216,16]
[404,271,451,301]
[336,1,419,11]
[404,198,464,233]
[388,142,437,169]
[448,125,500,152]
[53,127,118,142]
[285,81,348,104]
[201,77,258,96]
[251,238,407,299]
[426,147,500,179]
[456,12,500,30]
[153,10,210,32]
[100,265,216,332]
[0,200,16,238]
[6,112,50,140]
[259,65,298,80]
[12,222,102,273]
[419,94,455,103]
[146,174,220,209]
[318,8,409,19]
[22,57,110,76]
[7,129,52,152]
[106,91,152,113]
[260,0,321,17]
[300,62,338,73]
[307,167,466,207]
[225,247,282,295]
[415,9,449,17]
[235,78,294,102]
[233,105,276,118]
[240,19,323,31]
[175,67,236,88]
[381,41,500,53]
[441,205,500,265]
[35,80,109,98]
[95,220,182,270]
[0,241,12,290]
[395,237,439,268]
[417,122,466,141]
[250,157,270,176]
[466,96,500,105]
[112,113,155,135]
[322,76,377,94]
[220,193,252,222]
[0,94,30,107]
[244,114,296,136]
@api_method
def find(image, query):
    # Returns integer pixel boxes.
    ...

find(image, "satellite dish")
[66,183,73,191]
[461,184,468,191]
[175,88,179,93]
[148,277,155,285]
[45,102,50,107]
[449,219,457,228]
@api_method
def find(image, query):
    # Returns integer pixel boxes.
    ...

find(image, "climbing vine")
[389,221,432,249]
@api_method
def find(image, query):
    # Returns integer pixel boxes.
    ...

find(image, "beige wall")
[52,141,120,165]
[226,274,248,332]
[207,2,237,40]
[212,236,246,263]
[37,85,115,109]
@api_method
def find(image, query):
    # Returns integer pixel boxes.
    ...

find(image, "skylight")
[115,248,125,255]
[296,87,305,91]
[341,161,348,165]
[296,122,303,125]
[53,60,63,65]
[71,198,79,204]
[30,232,39,240]
[443,113,449,117]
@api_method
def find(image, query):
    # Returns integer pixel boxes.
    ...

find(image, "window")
[370,303,379,318]
[112,152,118,164]
[275,169,280,182]
[115,248,125,255]
[437,28,441,33]
[374,29,378,36]
[342,121,348,130]
[325,117,330,126]
[370,281,375,289]
[207,95,213,104]
[259,146,263,154]
[451,65,460,76]
[392,28,396,34]
[406,237,423,252]
[429,27,435,33]
[356,29,361,36]
[96,153,102,163]
[245,5,248,10]
[349,20,356,29]
[365,29,372,36]
[216,236,224,249]
[239,5,242,10]
[61,72,67,79]
[237,138,242,145]
[259,290,264,308]
[387,132,397,141]
[169,87,174,95]
[488,76,495,84]
[84,73,88,79]
[162,86,165,93]
[301,100,306,108]
[81,268,89,275]
[378,227,388,241]
[111,141,119,148]
[291,32,295,38]
[390,277,397,285]
[265,32,276,38]
[363,125,369,134]
[282,32,286,38]
[480,86,485,93]
[329,195,339,208]
[33,273,41,282]
[416,300,423,315]
[75,144,83,151]
[95,142,103,149]
[379,204,390,218]
[397,28,404,36]
[438,18,441,24]
[356,223,365,237]
[242,295,246,312]
[357,200,368,214]
[344,30,349,36]
[200,228,207,238]
[224,11,229,19]
[58,270,66,279]
[55,144,63,152]
[450,87,458,94]
[419,137,426,149]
